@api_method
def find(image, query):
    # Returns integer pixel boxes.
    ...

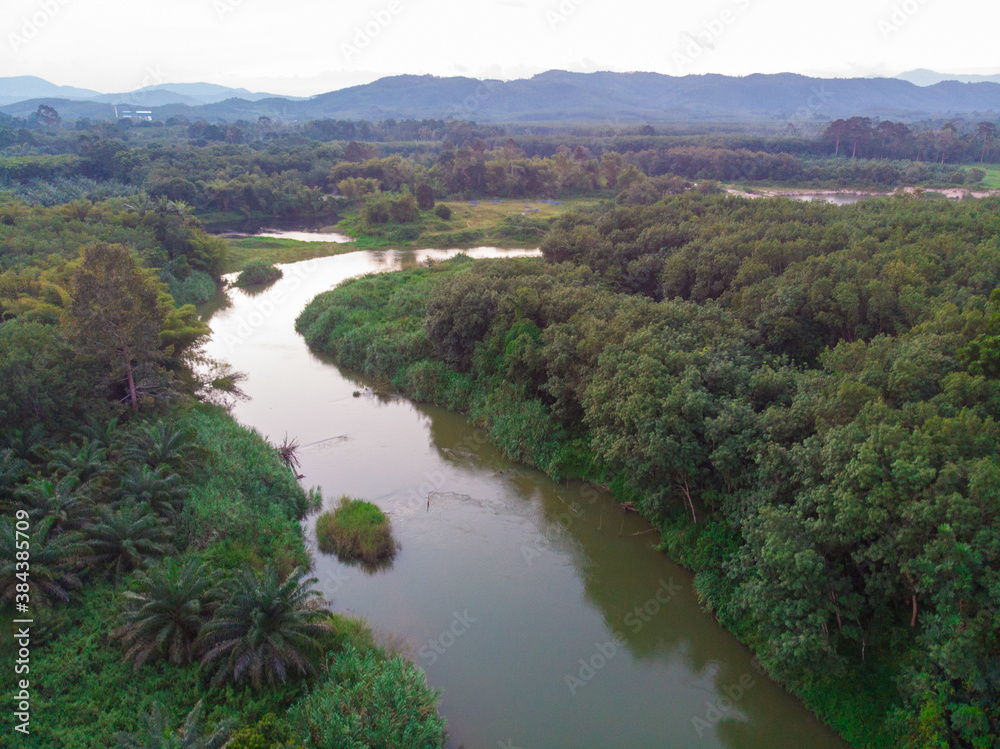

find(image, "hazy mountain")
[0,77,292,109]
[0,76,100,106]
[896,69,1000,86]
[91,82,296,106]
[4,71,1000,123]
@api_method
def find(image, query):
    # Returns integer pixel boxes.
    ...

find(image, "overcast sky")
[3,0,999,95]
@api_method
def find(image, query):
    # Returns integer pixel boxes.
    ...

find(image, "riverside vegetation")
[297,188,1000,749]
[6,106,1000,748]
[0,196,446,746]
[315,497,398,569]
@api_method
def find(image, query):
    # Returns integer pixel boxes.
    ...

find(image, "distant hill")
[0,76,100,106]
[0,77,292,109]
[896,69,1000,86]
[4,71,1000,123]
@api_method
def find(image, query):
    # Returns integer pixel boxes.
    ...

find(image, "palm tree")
[76,417,126,461]
[0,517,87,608]
[47,439,110,483]
[198,565,332,688]
[118,465,187,521]
[16,475,94,535]
[275,433,302,474]
[128,421,200,471]
[0,448,29,513]
[116,700,232,749]
[85,503,174,581]
[114,558,219,668]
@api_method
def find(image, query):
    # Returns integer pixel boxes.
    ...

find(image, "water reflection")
[201,248,849,749]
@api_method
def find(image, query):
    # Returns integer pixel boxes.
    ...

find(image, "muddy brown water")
[201,247,850,749]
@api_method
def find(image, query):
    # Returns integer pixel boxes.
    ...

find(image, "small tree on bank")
[69,243,165,411]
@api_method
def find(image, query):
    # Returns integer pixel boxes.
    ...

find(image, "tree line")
[296,191,1000,749]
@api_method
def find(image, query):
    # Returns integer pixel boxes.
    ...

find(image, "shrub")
[434,204,451,220]
[289,644,446,748]
[416,183,435,210]
[315,497,397,568]
[234,260,282,287]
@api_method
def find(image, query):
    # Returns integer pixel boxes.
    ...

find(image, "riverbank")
[203,246,851,749]
[726,185,1000,201]
[292,190,1000,748]
[0,402,448,747]
[294,255,882,749]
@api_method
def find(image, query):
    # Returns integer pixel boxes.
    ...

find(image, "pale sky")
[3,0,999,96]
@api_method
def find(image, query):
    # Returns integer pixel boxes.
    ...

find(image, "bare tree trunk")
[680,479,697,524]
[123,346,138,411]
[911,593,918,628]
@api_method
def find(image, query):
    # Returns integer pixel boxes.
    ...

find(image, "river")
[201,245,850,749]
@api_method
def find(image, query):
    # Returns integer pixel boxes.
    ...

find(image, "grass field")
[219,197,604,272]
[222,235,359,273]
[439,197,602,230]
[975,164,1000,189]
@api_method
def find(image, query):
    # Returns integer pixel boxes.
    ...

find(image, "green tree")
[114,558,219,668]
[198,565,331,688]
[68,244,166,411]
[416,183,435,210]
[0,516,87,608]
[16,475,94,535]
[116,700,232,749]
[85,503,174,580]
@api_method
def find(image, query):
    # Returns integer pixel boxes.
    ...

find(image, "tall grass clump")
[315,496,397,568]
[234,259,283,287]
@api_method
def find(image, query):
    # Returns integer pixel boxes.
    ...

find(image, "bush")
[234,260,283,287]
[434,204,452,220]
[315,497,397,568]
[289,644,446,748]
[388,194,419,223]
[416,183,435,210]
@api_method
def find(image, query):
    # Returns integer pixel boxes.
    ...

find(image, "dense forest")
[4,104,1000,747]
[297,190,1000,748]
[1,108,997,222]
[0,197,447,745]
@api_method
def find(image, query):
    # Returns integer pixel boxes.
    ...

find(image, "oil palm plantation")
[118,464,188,521]
[76,416,127,462]
[0,516,87,607]
[16,474,94,535]
[47,438,110,483]
[85,502,174,581]
[116,700,232,749]
[114,557,220,667]
[198,564,332,688]
[128,420,202,471]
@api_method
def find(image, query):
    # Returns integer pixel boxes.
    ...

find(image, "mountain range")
[3,70,1000,123]
[0,76,292,108]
